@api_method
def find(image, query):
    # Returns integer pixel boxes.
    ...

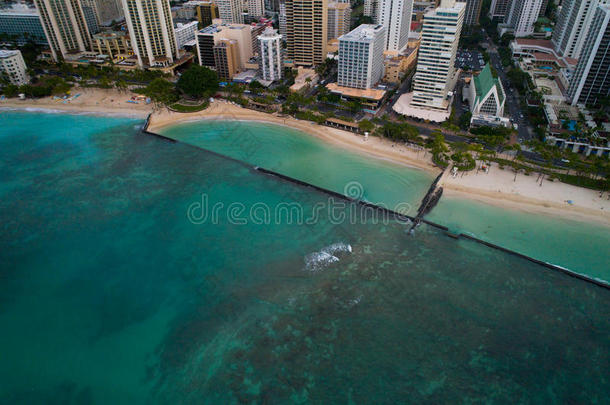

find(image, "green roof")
[474,63,504,106]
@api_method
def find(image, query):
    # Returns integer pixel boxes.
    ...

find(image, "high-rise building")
[93,31,132,60]
[377,0,413,51]
[258,27,283,81]
[34,0,93,61]
[121,0,180,68]
[179,1,219,27]
[195,22,254,68]
[250,22,267,54]
[337,24,385,89]
[489,0,510,19]
[196,24,221,66]
[411,0,465,111]
[81,0,101,35]
[363,0,377,20]
[568,4,610,106]
[0,3,48,45]
[503,0,543,37]
[328,2,351,40]
[247,0,265,18]
[278,0,287,38]
[0,49,29,86]
[462,0,482,26]
[285,0,328,65]
[175,21,199,48]
[96,0,124,24]
[216,0,243,23]
[213,38,240,78]
[552,0,610,59]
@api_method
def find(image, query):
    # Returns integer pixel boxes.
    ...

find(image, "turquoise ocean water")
[0,111,608,403]
[160,120,610,282]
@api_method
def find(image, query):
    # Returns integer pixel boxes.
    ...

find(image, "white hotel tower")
[258,27,283,82]
[337,24,386,89]
[376,0,413,52]
[552,0,610,59]
[411,0,465,111]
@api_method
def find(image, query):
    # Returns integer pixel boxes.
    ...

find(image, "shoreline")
[0,87,153,118]
[5,92,609,228]
[147,101,440,173]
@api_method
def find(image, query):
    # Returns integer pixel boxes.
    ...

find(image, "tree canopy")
[176,65,219,98]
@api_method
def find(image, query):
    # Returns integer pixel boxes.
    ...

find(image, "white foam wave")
[0,106,144,119]
[304,242,352,272]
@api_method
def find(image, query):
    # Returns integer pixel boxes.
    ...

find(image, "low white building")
[468,64,510,127]
[0,49,28,86]
[258,27,283,82]
[175,21,199,49]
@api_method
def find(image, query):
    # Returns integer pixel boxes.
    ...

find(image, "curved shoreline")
[149,102,610,228]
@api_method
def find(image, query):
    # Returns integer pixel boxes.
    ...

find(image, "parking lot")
[455,50,485,71]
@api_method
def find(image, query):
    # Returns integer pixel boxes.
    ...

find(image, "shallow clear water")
[160,119,610,281]
[427,196,610,283]
[159,120,435,214]
[0,111,608,403]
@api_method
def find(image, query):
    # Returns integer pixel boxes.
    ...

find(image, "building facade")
[377,0,413,52]
[33,0,93,61]
[278,0,287,38]
[0,49,29,86]
[411,0,465,111]
[96,0,124,24]
[489,0,510,19]
[213,38,240,78]
[121,0,180,68]
[285,0,328,65]
[216,0,243,23]
[81,0,101,35]
[337,24,385,89]
[503,0,543,37]
[196,24,220,66]
[93,31,133,60]
[175,20,199,48]
[363,0,377,20]
[247,0,265,18]
[258,27,283,81]
[568,5,610,106]
[0,3,48,45]
[552,0,610,60]
[328,2,351,41]
[463,0,482,27]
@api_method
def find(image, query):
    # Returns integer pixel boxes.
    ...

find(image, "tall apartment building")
[121,0,180,68]
[278,0,287,38]
[489,0,510,19]
[463,0,483,26]
[196,24,221,66]
[337,24,386,89]
[33,0,93,61]
[568,5,610,106]
[0,3,48,45]
[250,22,266,54]
[179,1,219,27]
[377,0,414,51]
[175,21,199,48]
[285,0,328,65]
[93,31,132,60]
[363,0,377,20]
[247,0,265,18]
[328,2,351,40]
[195,22,254,68]
[96,0,124,24]
[411,0,465,111]
[216,0,243,23]
[213,38,240,78]
[0,49,29,86]
[503,0,543,37]
[258,27,283,81]
[81,0,101,34]
[552,0,610,59]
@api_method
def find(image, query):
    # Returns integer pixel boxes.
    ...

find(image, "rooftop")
[514,38,554,48]
[473,63,504,105]
[339,24,385,43]
[0,4,38,15]
[0,49,21,58]
[326,83,386,101]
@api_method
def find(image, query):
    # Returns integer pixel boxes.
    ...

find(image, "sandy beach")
[4,90,609,226]
[0,87,153,117]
